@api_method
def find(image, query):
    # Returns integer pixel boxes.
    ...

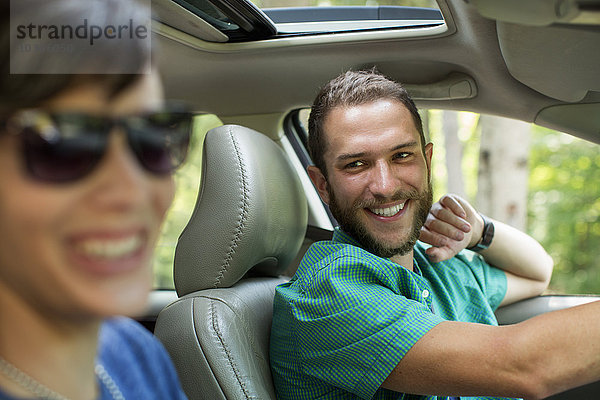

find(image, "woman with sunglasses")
[0,1,190,399]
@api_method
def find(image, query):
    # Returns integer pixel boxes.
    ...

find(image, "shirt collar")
[332,227,425,276]
[332,227,363,247]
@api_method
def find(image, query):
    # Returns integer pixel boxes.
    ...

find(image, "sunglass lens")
[21,114,106,183]
[127,112,192,175]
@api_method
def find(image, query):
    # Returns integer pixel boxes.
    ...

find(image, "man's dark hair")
[0,0,152,116]
[307,69,425,177]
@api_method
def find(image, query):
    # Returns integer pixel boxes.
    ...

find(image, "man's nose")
[368,162,397,198]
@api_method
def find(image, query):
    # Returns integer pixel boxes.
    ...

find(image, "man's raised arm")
[419,193,553,306]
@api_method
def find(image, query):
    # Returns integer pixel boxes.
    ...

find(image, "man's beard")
[328,181,433,259]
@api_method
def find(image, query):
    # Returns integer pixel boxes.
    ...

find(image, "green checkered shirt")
[270,228,515,400]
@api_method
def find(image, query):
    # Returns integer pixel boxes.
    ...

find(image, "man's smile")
[367,200,407,218]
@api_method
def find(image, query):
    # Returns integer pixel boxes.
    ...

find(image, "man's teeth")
[77,235,142,260]
[370,202,405,217]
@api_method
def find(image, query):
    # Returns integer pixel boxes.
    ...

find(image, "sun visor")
[536,103,600,144]
[497,22,600,102]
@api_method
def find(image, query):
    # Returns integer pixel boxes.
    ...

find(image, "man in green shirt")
[270,70,600,399]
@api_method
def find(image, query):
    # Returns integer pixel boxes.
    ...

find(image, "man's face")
[309,99,433,259]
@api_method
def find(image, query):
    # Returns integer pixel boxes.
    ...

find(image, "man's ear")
[307,165,330,205]
[424,142,433,182]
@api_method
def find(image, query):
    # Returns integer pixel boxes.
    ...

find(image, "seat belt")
[305,224,334,241]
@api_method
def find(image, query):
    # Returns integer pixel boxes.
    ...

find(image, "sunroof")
[251,0,443,35]
[169,0,443,42]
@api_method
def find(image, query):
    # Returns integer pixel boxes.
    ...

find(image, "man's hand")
[419,194,484,262]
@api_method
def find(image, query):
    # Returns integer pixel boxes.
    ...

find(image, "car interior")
[141,0,600,398]
[155,124,307,399]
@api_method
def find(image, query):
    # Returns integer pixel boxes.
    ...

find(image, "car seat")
[154,124,308,399]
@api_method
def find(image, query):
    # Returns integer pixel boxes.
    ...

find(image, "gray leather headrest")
[174,125,308,296]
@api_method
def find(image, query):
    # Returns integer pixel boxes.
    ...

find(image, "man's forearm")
[383,300,600,399]
[509,299,600,397]
[478,217,553,284]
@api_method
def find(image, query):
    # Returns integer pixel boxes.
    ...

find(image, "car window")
[153,113,223,289]
[256,0,442,35]
[292,108,600,295]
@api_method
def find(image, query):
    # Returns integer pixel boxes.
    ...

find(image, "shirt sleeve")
[99,318,188,400]
[458,251,508,311]
[294,256,445,399]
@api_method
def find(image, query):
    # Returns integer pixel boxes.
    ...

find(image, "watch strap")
[467,213,494,252]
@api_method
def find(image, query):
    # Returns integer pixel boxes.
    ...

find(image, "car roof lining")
[152,0,600,144]
[497,21,600,103]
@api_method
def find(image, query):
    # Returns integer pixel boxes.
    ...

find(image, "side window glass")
[285,109,337,226]
[284,109,312,170]
[153,114,223,289]
[426,110,599,295]
[296,109,310,145]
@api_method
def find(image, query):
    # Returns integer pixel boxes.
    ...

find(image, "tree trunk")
[477,116,531,231]
[443,111,466,199]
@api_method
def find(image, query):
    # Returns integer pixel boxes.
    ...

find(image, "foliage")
[528,127,600,294]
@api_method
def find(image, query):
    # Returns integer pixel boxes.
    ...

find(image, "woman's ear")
[307,165,330,205]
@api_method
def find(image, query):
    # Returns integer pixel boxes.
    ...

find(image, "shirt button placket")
[421,289,435,313]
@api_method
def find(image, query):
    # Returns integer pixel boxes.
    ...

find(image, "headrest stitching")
[208,298,251,399]
[213,127,250,288]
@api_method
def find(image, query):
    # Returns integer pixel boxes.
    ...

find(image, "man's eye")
[345,160,365,169]
[393,152,411,160]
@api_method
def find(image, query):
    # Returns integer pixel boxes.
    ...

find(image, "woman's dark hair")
[0,0,153,115]
[307,69,425,177]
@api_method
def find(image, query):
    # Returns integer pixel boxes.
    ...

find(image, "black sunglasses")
[3,106,193,183]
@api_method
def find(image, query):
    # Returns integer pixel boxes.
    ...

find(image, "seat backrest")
[155,125,307,400]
